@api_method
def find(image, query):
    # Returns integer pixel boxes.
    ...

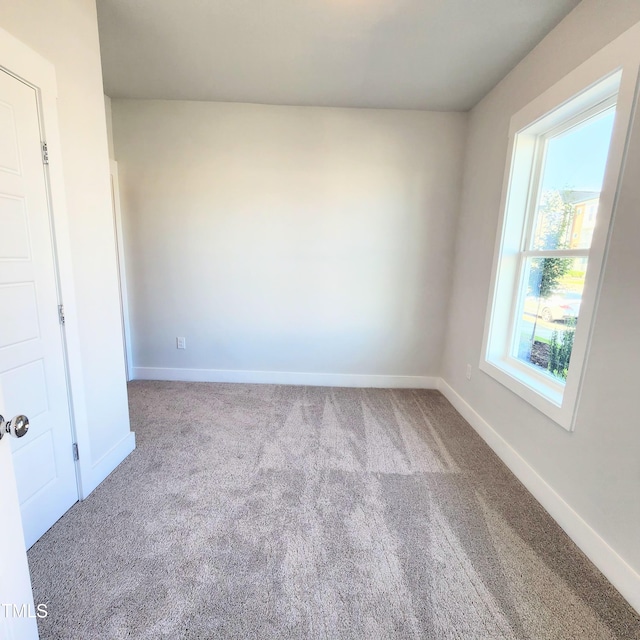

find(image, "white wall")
[442,0,640,584]
[112,100,467,382]
[0,1,133,494]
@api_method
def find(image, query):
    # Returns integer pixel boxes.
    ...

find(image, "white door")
[0,69,78,549]
[0,439,39,640]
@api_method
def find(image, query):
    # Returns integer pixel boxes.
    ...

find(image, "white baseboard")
[78,431,136,499]
[133,367,439,389]
[438,378,640,615]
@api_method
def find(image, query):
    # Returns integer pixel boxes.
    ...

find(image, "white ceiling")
[97,0,580,111]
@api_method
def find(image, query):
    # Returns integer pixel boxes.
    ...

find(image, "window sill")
[479,356,573,431]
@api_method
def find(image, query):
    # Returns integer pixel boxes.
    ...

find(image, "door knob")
[0,415,29,440]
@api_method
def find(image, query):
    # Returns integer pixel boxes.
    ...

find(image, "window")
[481,54,639,430]
[511,102,615,381]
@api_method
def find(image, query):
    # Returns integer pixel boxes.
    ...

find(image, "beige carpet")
[28,381,640,639]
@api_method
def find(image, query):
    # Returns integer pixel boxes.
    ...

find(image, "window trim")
[480,34,640,431]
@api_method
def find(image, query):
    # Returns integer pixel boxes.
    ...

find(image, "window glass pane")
[531,109,615,250]
[514,257,587,381]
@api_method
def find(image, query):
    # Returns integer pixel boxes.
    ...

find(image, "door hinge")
[58,304,65,325]
[41,141,49,165]
[72,443,79,461]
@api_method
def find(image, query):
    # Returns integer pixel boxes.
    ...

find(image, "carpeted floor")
[28,381,640,639]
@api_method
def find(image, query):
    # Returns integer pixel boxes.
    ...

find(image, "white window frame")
[480,26,640,431]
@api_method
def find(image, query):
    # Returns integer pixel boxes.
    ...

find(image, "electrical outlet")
[466,364,472,380]
[176,337,186,350]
